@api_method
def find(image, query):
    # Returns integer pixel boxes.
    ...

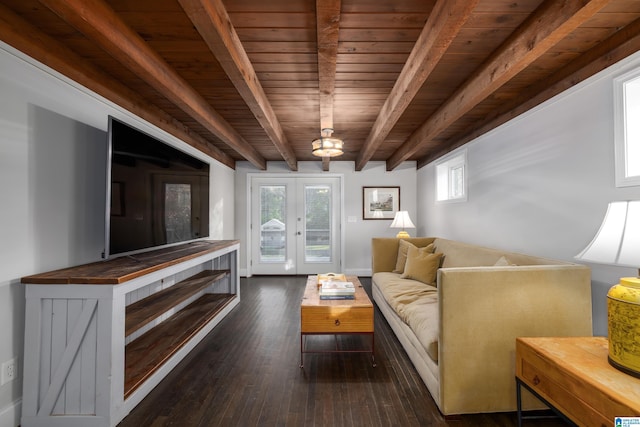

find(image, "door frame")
[245,173,345,277]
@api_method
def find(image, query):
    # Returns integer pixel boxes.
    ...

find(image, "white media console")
[20,240,240,427]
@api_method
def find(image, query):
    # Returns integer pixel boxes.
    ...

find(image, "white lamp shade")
[575,201,640,267]
[390,211,415,229]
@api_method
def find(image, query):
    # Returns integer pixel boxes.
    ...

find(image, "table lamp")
[575,200,640,377]
[390,211,415,238]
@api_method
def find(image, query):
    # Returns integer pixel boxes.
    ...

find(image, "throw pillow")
[393,240,434,274]
[494,256,510,266]
[401,246,442,286]
[494,256,516,266]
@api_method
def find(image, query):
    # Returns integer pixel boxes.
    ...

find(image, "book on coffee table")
[319,294,355,300]
[319,280,355,299]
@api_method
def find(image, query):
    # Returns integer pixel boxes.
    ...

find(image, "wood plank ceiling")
[2,0,640,171]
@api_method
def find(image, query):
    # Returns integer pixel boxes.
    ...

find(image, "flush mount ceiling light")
[312,128,344,157]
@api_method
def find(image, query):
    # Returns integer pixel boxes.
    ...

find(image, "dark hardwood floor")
[118,276,567,427]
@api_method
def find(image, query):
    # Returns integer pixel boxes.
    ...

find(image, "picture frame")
[363,186,400,220]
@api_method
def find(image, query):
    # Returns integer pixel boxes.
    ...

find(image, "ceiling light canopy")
[312,128,344,157]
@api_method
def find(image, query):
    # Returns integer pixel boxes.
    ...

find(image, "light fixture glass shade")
[312,137,344,157]
[575,201,640,267]
[390,211,415,238]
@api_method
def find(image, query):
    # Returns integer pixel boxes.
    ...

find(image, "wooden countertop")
[21,240,239,285]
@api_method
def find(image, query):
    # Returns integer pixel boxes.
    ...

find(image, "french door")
[250,176,341,275]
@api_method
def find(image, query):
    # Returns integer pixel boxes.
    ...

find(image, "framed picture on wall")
[363,186,400,220]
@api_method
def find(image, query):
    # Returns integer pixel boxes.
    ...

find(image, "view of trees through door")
[251,176,341,275]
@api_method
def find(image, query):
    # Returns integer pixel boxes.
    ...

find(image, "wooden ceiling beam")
[316,0,341,132]
[387,0,613,171]
[178,0,297,171]
[316,0,341,171]
[418,16,640,168]
[0,3,235,169]
[38,0,267,170]
[354,0,478,171]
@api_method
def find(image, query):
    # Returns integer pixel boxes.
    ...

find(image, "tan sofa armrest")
[437,265,592,414]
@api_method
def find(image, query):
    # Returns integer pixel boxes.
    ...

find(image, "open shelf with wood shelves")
[125,292,234,397]
[124,269,230,336]
[20,240,240,427]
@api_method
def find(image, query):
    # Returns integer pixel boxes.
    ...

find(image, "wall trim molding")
[0,398,21,427]
[344,268,371,277]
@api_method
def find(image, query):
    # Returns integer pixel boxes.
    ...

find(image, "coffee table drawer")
[301,306,373,333]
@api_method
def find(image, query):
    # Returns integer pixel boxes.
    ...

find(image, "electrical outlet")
[1,358,17,385]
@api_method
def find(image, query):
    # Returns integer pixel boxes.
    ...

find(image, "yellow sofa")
[371,237,593,415]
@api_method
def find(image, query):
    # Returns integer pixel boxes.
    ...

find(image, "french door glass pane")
[304,184,331,262]
[260,185,286,262]
[165,183,191,243]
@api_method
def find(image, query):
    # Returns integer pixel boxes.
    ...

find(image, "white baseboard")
[240,268,371,278]
[0,399,21,427]
[343,268,371,277]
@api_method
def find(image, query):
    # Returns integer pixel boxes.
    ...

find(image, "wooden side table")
[515,337,640,427]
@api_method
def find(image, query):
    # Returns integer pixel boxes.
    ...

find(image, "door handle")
[297,231,302,235]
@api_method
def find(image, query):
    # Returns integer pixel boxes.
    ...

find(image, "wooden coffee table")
[300,275,375,367]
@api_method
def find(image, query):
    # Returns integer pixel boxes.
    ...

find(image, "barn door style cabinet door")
[20,240,240,427]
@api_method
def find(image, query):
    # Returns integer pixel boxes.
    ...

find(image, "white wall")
[0,44,235,427]
[235,160,417,276]
[418,50,640,337]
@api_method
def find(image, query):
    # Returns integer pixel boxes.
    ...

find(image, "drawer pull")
[533,375,540,385]
[335,319,340,326]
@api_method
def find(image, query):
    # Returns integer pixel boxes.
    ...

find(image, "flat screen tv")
[105,116,210,258]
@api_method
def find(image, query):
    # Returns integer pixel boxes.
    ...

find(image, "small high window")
[436,149,467,202]
[614,68,640,187]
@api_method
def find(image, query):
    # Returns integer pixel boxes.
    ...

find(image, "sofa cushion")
[393,239,414,273]
[373,272,437,318]
[401,246,442,286]
[372,237,436,274]
[494,255,513,266]
[432,238,562,268]
[403,296,439,362]
[393,240,434,274]
[373,272,439,362]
